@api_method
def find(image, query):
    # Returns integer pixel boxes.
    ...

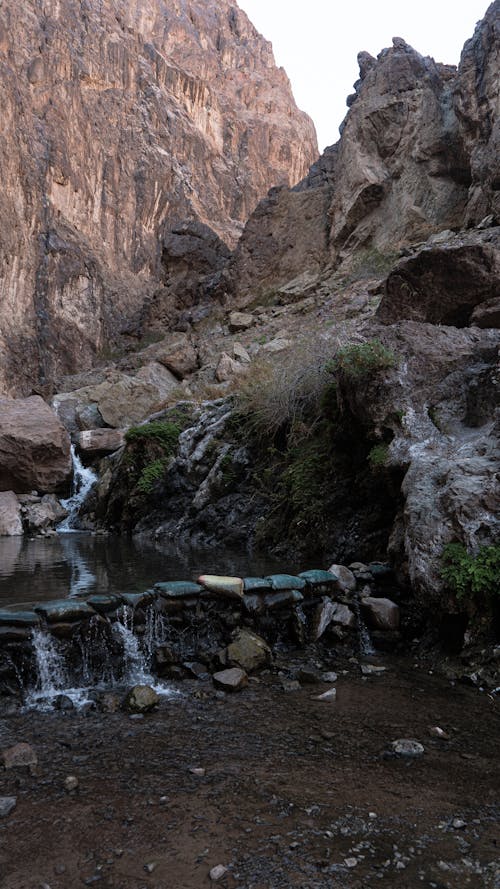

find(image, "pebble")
[64,775,79,792]
[209,864,228,881]
[144,862,156,873]
[428,725,449,739]
[0,797,17,817]
[189,767,206,776]
[452,818,466,829]
[390,739,425,758]
[360,664,387,676]
[321,672,338,683]
[344,857,358,868]
[313,687,337,702]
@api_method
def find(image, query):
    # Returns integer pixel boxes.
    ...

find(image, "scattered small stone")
[313,687,337,702]
[189,767,206,776]
[452,818,466,830]
[53,694,75,711]
[209,864,228,881]
[428,725,450,739]
[281,679,301,693]
[345,857,358,868]
[144,862,156,873]
[2,742,38,770]
[361,664,387,676]
[321,671,338,683]
[0,797,16,817]
[64,775,79,792]
[390,739,425,758]
[369,811,377,819]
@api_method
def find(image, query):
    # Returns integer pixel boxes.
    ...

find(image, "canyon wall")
[224,1,499,304]
[0,0,317,395]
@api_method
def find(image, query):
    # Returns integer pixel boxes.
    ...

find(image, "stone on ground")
[124,685,160,713]
[209,864,228,881]
[213,668,248,692]
[0,797,16,817]
[390,739,425,757]
[2,742,38,769]
[328,564,357,593]
[225,629,271,672]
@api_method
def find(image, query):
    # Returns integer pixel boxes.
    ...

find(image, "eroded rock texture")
[225,1,500,303]
[0,0,317,396]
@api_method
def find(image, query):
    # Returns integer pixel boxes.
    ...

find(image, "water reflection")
[0,534,296,609]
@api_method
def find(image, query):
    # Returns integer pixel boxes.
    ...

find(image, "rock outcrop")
[0,396,72,493]
[0,0,317,396]
[224,1,500,304]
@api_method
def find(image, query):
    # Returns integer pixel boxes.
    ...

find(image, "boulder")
[153,337,199,379]
[266,574,307,591]
[328,564,357,593]
[228,311,254,332]
[361,597,400,630]
[213,667,248,692]
[215,352,246,382]
[124,685,160,713]
[155,581,203,599]
[0,396,72,493]
[232,342,251,363]
[24,494,68,533]
[77,429,125,456]
[2,742,38,770]
[0,611,40,628]
[312,598,356,639]
[263,590,304,610]
[0,492,23,536]
[225,630,272,672]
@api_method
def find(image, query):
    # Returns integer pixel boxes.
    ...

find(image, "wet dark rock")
[53,695,75,711]
[297,666,322,684]
[262,590,304,610]
[155,581,204,599]
[34,600,96,623]
[0,610,41,628]
[266,574,307,592]
[361,597,400,631]
[327,564,357,593]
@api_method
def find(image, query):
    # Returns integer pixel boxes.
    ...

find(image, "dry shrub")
[236,333,347,440]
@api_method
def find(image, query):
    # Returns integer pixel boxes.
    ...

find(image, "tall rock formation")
[225,1,499,304]
[0,0,317,396]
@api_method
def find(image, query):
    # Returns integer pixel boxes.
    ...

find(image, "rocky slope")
[222,1,500,304]
[0,0,316,396]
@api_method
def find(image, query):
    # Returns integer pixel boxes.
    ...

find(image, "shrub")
[368,443,389,470]
[441,543,500,601]
[331,339,396,383]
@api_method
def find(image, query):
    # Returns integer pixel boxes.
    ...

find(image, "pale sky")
[238,0,491,151]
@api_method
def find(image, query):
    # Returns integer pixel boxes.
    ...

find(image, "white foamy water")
[59,445,98,532]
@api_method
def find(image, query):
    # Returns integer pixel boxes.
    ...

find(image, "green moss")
[441,544,500,602]
[136,459,168,494]
[125,419,183,452]
[368,444,389,470]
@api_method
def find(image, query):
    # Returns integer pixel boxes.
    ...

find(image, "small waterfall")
[25,629,92,709]
[113,620,153,686]
[59,445,97,532]
[353,596,376,656]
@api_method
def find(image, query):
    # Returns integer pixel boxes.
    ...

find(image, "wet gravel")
[0,657,499,888]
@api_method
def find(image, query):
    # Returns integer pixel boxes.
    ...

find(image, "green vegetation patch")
[368,443,389,470]
[441,543,500,602]
[330,339,397,383]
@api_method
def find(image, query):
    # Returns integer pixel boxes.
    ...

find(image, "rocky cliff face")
[225,1,499,303]
[0,0,317,396]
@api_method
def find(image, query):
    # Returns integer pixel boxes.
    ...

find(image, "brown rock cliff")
[0,0,317,395]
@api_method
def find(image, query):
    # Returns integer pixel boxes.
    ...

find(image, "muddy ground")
[0,656,499,889]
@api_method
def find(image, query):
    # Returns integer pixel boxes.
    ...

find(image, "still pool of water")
[0,533,301,609]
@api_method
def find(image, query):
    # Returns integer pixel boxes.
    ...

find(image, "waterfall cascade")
[26,606,177,710]
[59,445,98,532]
